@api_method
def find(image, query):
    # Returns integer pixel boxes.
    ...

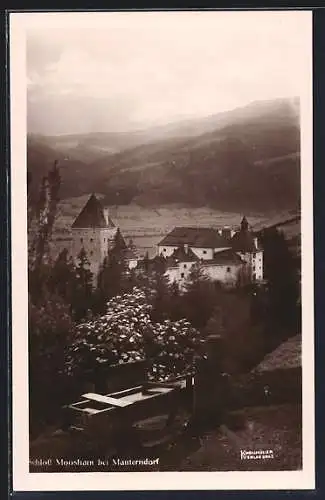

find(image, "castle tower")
[231,216,264,282]
[71,194,117,279]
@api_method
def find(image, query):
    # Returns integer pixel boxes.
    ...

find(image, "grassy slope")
[175,404,302,472]
[29,403,301,472]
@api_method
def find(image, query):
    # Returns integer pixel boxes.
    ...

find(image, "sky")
[25,11,311,135]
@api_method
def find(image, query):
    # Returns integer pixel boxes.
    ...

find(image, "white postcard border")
[10,10,315,491]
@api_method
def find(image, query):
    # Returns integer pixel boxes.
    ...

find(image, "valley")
[27,97,301,261]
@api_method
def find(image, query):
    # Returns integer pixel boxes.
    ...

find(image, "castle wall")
[237,251,264,281]
[164,261,241,289]
[253,251,264,281]
[201,263,241,286]
[71,227,117,281]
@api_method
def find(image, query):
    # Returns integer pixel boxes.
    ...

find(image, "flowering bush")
[66,287,203,382]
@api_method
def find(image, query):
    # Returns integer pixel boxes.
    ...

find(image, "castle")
[71,194,263,288]
[157,216,264,288]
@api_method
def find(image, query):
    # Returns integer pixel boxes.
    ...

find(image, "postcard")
[10,9,314,491]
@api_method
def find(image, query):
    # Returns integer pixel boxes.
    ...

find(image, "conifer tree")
[168,280,184,321]
[71,248,94,321]
[184,265,219,328]
[150,270,171,323]
[48,248,76,304]
[260,227,300,335]
[143,251,150,273]
[93,256,111,315]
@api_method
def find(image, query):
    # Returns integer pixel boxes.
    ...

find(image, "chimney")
[184,244,189,254]
[253,237,258,250]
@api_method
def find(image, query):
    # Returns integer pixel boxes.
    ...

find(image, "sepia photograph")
[10,10,314,491]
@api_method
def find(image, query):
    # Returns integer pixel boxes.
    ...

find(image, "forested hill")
[27,97,300,212]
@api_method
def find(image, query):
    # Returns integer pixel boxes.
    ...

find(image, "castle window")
[181,273,185,278]
[80,238,83,243]
[90,238,94,243]
[226,266,231,272]
[184,264,187,269]
[163,248,166,252]
[203,250,207,254]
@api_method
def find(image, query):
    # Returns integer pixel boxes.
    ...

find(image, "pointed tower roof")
[241,216,249,232]
[72,194,115,229]
[231,216,258,252]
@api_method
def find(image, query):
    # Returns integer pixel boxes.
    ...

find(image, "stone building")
[157,216,264,288]
[71,194,138,280]
[231,216,264,282]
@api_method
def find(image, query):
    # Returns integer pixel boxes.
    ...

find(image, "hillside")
[27,97,300,212]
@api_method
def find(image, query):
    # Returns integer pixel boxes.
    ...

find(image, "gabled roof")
[72,194,115,229]
[169,246,199,262]
[158,227,231,249]
[211,248,244,265]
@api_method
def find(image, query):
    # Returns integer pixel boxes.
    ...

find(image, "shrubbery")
[66,287,204,384]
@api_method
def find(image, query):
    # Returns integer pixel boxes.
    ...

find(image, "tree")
[167,281,184,321]
[27,161,77,437]
[152,254,166,275]
[111,227,127,260]
[71,248,94,321]
[183,265,221,329]
[29,294,74,436]
[150,271,171,323]
[260,227,300,338]
[28,161,61,304]
[143,251,150,273]
[29,160,61,273]
[94,234,127,314]
[93,252,125,315]
[205,306,226,338]
[47,248,76,303]
[236,262,252,288]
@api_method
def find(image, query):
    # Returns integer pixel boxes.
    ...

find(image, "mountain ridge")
[27,97,300,212]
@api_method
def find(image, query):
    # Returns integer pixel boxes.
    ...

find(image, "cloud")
[25,11,311,134]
